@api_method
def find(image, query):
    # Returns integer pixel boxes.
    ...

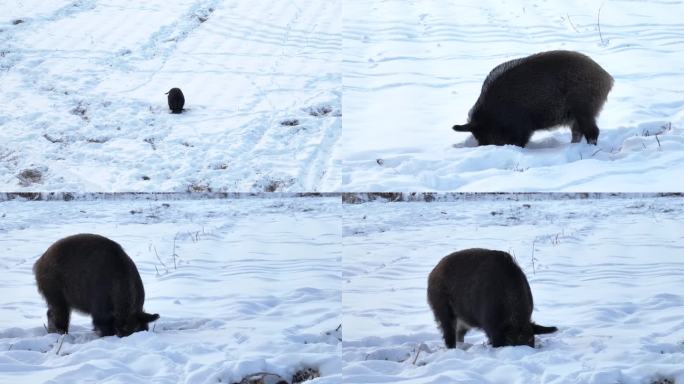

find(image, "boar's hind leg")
[428,291,457,348]
[570,121,584,143]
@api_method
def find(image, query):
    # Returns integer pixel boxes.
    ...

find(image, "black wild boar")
[452,50,613,146]
[166,87,185,113]
[427,248,557,348]
[33,234,159,337]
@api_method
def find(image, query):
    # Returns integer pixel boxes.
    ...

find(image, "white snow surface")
[0,0,341,192]
[342,0,684,191]
[0,195,341,383]
[342,195,684,383]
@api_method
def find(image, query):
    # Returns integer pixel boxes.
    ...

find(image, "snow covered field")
[0,194,341,383]
[342,0,684,191]
[342,194,684,383]
[0,0,341,192]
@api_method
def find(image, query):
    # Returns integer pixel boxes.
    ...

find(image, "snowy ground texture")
[0,194,341,384]
[342,194,684,383]
[0,0,341,192]
[342,0,684,191]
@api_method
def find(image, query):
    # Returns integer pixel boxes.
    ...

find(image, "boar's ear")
[452,123,472,132]
[139,312,160,323]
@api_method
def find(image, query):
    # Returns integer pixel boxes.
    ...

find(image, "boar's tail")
[452,124,472,132]
[532,323,558,334]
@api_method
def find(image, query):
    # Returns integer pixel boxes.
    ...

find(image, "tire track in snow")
[0,0,341,191]
[0,1,202,187]
[211,0,341,191]
[298,102,342,191]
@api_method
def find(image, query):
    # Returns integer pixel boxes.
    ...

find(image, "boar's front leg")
[92,316,116,336]
[91,299,116,336]
[44,289,70,334]
[572,113,599,145]
[47,306,70,334]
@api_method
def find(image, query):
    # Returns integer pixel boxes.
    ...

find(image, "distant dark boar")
[452,50,613,146]
[166,87,185,113]
[427,248,557,348]
[34,234,159,337]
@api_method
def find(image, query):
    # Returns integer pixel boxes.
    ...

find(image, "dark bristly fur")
[453,50,613,147]
[166,87,185,113]
[427,248,557,348]
[33,234,159,337]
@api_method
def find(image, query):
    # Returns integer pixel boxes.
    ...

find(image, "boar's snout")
[116,312,160,337]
